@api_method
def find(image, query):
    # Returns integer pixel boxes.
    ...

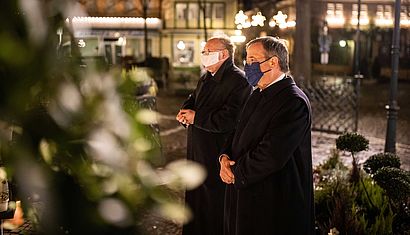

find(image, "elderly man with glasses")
[219,36,314,235]
[176,36,251,235]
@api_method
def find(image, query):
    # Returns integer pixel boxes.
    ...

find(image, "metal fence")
[300,76,360,134]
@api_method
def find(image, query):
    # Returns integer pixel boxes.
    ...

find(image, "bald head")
[207,36,235,58]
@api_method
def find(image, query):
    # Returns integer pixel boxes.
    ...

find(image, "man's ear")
[221,49,228,59]
[270,56,279,68]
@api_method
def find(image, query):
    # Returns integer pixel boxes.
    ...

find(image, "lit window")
[351,4,369,26]
[375,5,393,27]
[176,2,225,29]
[326,3,345,27]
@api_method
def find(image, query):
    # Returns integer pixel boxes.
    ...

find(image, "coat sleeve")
[219,129,235,157]
[181,92,195,110]
[233,97,311,189]
[193,81,250,133]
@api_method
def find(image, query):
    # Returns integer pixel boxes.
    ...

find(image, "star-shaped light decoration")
[235,10,249,29]
[251,12,266,27]
[273,11,287,28]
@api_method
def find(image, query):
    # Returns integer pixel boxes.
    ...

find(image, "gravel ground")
[138,81,410,235]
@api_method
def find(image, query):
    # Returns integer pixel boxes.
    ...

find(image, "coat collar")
[260,75,295,97]
[204,58,233,83]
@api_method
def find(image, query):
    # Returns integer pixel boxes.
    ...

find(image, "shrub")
[336,133,369,154]
[363,153,401,175]
[336,132,369,183]
[314,164,394,235]
[372,167,410,202]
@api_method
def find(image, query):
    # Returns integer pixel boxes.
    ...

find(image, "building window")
[188,4,199,28]
[351,4,369,26]
[375,5,394,27]
[212,3,225,28]
[174,40,194,65]
[326,3,345,27]
[175,2,225,29]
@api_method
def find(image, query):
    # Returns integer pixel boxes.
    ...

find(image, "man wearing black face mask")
[176,36,251,235]
[219,36,314,235]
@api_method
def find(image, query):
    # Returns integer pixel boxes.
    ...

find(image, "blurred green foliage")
[0,1,196,234]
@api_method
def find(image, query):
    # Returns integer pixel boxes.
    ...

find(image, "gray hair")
[246,36,289,72]
[208,35,235,58]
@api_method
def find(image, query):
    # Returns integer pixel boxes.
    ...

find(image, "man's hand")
[219,154,236,184]
[176,110,187,125]
[179,109,195,125]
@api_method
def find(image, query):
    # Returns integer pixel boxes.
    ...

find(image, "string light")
[70,17,162,29]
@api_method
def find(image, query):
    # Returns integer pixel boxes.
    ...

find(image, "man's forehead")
[205,39,222,49]
[246,43,264,57]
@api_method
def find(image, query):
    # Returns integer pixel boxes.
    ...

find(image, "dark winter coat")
[181,59,251,235]
[222,76,315,235]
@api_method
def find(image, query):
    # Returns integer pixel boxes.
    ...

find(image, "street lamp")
[353,1,363,79]
[385,0,402,153]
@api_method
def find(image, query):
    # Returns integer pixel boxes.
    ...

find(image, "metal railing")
[300,76,360,134]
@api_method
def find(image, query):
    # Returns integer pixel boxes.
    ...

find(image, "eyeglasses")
[201,49,225,55]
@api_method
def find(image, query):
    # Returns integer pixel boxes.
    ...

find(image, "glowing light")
[350,4,369,26]
[251,12,266,27]
[117,37,126,46]
[78,39,86,48]
[326,3,345,28]
[230,30,246,44]
[235,10,248,26]
[270,11,295,29]
[71,16,162,29]
[176,40,186,50]
[339,40,347,47]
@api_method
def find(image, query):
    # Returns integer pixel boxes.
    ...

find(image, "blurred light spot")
[91,163,113,177]
[339,40,347,47]
[0,168,7,181]
[98,198,131,226]
[19,0,47,44]
[135,109,158,125]
[103,99,130,139]
[177,41,185,50]
[39,139,56,165]
[59,83,82,113]
[136,161,161,186]
[158,202,191,224]
[133,138,152,152]
[87,129,127,168]
[166,160,206,190]
[102,178,118,195]
[78,39,86,48]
